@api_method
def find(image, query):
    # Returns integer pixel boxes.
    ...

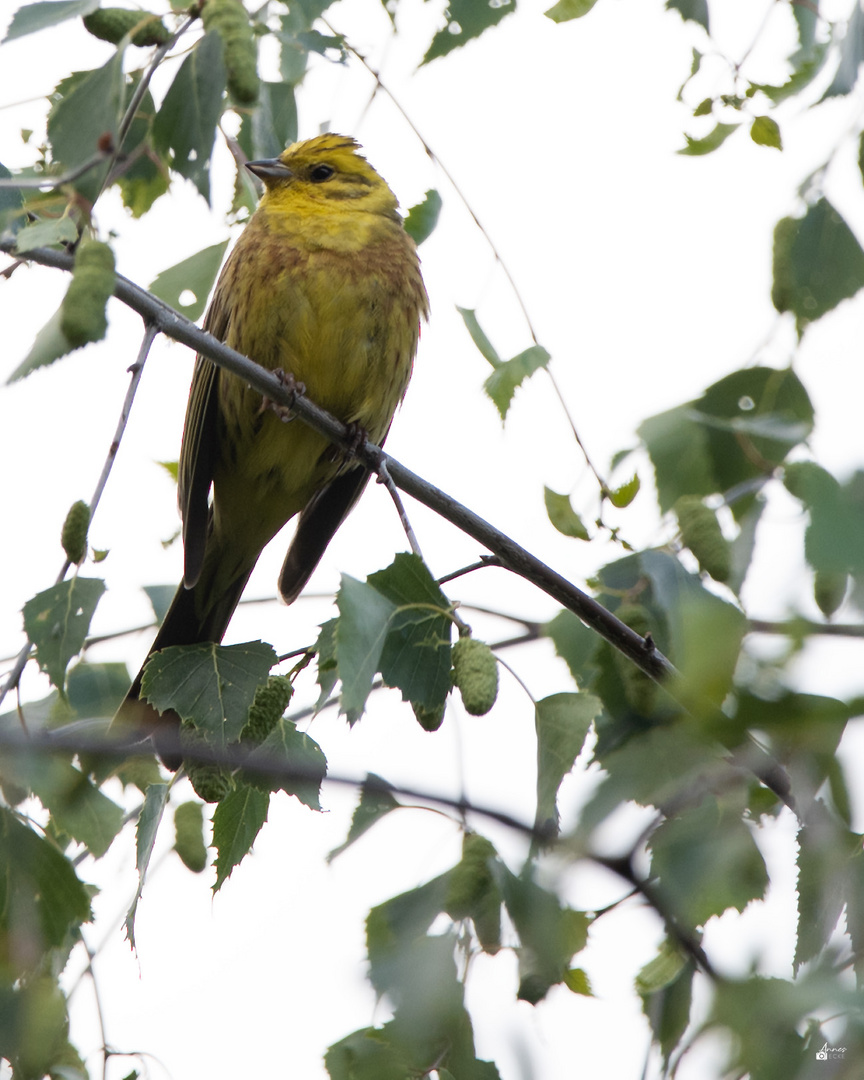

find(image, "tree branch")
[0,240,676,685]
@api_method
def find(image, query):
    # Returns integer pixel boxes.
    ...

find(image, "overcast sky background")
[2,0,864,1077]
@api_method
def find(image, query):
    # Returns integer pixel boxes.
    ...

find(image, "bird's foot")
[323,421,369,464]
[259,369,306,422]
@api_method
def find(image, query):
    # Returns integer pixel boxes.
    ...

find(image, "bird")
[115,133,429,755]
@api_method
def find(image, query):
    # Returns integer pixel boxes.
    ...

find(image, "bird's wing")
[178,299,229,588]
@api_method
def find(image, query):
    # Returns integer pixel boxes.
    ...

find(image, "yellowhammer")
[118,133,428,743]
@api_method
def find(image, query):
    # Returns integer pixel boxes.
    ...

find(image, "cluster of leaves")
[3,1,864,1079]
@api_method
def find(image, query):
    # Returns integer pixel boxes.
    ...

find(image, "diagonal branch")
[1,240,675,685]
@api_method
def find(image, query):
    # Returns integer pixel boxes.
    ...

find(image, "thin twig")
[94,15,197,208]
[437,556,503,585]
[325,20,540,346]
[377,458,424,561]
[0,323,156,712]
[330,23,613,490]
[89,323,157,516]
[590,853,718,981]
[748,618,864,638]
[0,152,113,190]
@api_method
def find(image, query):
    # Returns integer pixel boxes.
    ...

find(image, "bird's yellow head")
[246,134,400,220]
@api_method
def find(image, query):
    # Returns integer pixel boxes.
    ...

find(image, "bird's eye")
[310,163,335,182]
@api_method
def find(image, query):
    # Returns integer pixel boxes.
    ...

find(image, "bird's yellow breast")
[205,199,426,572]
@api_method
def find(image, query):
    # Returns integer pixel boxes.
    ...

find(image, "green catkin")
[411,700,446,732]
[445,832,501,953]
[814,570,848,618]
[674,495,731,583]
[173,801,207,872]
[612,603,658,715]
[61,500,90,564]
[60,239,115,348]
[82,8,170,47]
[201,0,260,105]
[451,637,498,716]
[241,675,292,743]
[181,722,233,803]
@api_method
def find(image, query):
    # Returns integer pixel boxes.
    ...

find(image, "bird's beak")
[245,158,294,182]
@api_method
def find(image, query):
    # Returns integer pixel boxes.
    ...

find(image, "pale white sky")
[1,1,863,1077]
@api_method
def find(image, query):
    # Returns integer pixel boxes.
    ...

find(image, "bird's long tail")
[111,565,252,766]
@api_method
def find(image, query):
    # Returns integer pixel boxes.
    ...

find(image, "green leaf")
[6,306,74,382]
[731,690,848,784]
[637,940,694,1064]
[23,577,106,692]
[0,807,92,971]
[153,32,227,202]
[315,617,339,710]
[534,693,600,835]
[543,609,601,688]
[116,118,170,219]
[650,795,769,926]
[636,937,688,994]
[640,367,814,515]
[212,783,270,891]
[750,115,782,150]
[327,773,401,862]
[141,640,277,747]
[173,800,207,873]
[484,345,550,420]
[545,0,599,22]
[0,161,27,235]
[335,575,398,722]
[14,215,78,253]
[142,584,176,625]
[821,0,864,99]
[494,864,590,1003]
[578,720,724,839]
[859,129,864,188]
[46,49,126,202]
[707,974,860,1080]
[243,716,327,809]
[784,462,864,575]
[456,306,501,367]
[325,1027,414,1080]
[641,549,746,711]
[148,240,229,322]
[248,80,298,161]
[403,189,442,246]
[422,0,516,64]
[367,553,453,711]
[544,487,590,540]
[727,497,764,596]
[678,122,740,156]
[665,0,708,31]
[794,801,858,972]
[772,198,864,332]
[752,41,829,104]
[563,967,593,995]
[3,0,98,41]
[125,781,169,947]
[637,405,714,512]
[367,876,452,993]
[29,755,123,856]
[608,472,640,508]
